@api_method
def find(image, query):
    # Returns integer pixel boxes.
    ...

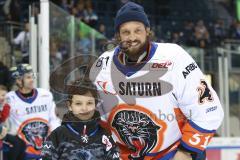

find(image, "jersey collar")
[113,42,158,77]
[15,89,38,104]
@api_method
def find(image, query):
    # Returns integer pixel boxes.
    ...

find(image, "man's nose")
[128,32,137,41]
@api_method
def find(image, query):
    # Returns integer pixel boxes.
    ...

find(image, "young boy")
[41,81,120,160]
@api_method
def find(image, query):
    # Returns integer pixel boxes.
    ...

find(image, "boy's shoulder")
[99,120,112,135]
[48,125,67,139]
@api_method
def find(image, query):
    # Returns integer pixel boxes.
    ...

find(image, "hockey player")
[41,80,120,160]
[4,64,60,160]
[90,2,224,160]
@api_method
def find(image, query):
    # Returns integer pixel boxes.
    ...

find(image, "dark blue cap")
[114,2,150,32]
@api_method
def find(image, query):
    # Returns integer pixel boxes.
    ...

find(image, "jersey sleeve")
[173,45,224,154]
[48,93,60,132]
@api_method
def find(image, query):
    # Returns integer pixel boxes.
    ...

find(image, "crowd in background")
[0,0,240,81]
[164,19,240,48]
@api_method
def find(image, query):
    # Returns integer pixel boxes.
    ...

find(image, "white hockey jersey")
[6,88,60,157]
[90,42,224,160]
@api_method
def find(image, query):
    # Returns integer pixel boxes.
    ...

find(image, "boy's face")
[69,92,95,121]
[0,89,7,104]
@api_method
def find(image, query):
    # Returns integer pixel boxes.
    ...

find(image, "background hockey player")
[90,2,224,160]
[4,64,60,160]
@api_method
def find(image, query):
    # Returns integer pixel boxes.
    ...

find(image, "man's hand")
[172,150,192,160]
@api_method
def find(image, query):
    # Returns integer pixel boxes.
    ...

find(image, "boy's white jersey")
[90,42,224,158]
[6,88,60,156]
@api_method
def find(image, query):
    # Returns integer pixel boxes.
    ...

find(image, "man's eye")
[76,103,82,105]
[136,29,141,33]
[122,31,129,35]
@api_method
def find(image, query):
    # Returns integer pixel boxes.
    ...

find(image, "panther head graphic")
[112,110,161,160]
[197,80,213,104]
[21,121,49,150]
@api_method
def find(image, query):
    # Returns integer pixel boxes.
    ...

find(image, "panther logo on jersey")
[18,118,49,151]
[108,104,167,160]
[197,79,213,104]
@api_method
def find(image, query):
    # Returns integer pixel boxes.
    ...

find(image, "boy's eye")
[75,102,82,105]
[87,101,94,105]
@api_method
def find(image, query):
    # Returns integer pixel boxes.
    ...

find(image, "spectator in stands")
[0,61,11,90]
[83,0,98,28]
[60,0,73,12]
[71,0,85,21]
[3,0,21,22]
[194,20,210,48]
[229,21,240,39]
[182,21,195,46]
[99,23,106,37]
[12,21,29,63]
[213,19,227,45]
[170,32,181,44]
[50,40,63,70]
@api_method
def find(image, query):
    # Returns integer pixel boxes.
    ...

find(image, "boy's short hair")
[65,80,99,105]
[0,85,8,91]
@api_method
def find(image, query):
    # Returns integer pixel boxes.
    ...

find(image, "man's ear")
[16,78,22,87]
[67,101,72,111]
[115,33,121,42]
[146,27,151,36]
[16,78,20,84]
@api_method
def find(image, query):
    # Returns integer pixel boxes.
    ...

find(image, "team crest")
[108,104,167,160]
[197,79,213,104]
[18,118,49,152]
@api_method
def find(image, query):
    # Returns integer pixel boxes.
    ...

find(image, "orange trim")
[26,146,41,155]
[150,141,180,160]
[174,108,187,133]
[181,122,214,151]
[119,141,180,160]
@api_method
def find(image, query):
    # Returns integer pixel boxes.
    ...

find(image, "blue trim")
[180,140,203,154]
[15,89,38,104]
[66,124,99,137]
[188,120,216,133]
[113,42,158,77]
[25,152,42,159]
[157,150,177,160]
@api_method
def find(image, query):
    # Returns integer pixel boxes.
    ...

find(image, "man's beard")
[120,37,149,61]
